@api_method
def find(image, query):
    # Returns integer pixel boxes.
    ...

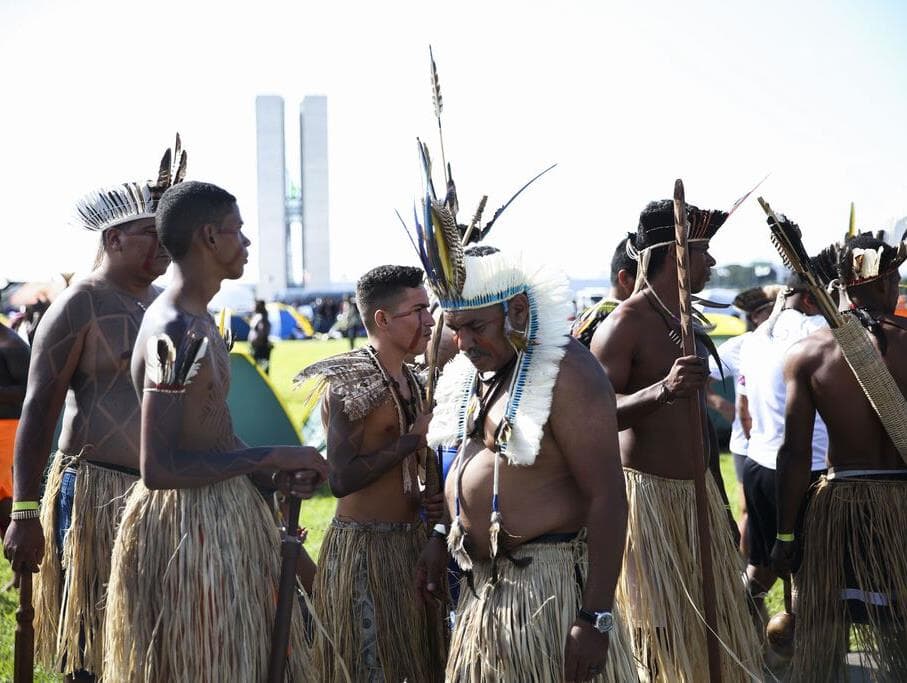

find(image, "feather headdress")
[73,133,188,232]
[399,48,556,310]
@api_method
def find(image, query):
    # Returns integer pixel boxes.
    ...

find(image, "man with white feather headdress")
[399,88,636,679]
[3,138,182,681]
[102,180,327,681]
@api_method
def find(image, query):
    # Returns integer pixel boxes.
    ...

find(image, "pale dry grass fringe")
[103,477,315,683]
[312,520,445,683]
[446,536,638,683]
[618,469,763,682]
[57,461,136,675]
[793,478,907,682]
[33,450,67,669]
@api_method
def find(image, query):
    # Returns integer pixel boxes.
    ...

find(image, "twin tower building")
[255,95,330,300]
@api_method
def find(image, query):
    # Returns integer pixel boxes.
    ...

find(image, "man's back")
[791,320,907,470]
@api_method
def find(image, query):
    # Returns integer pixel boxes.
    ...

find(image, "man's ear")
[617,268,636,295]
[507,293,530,329]
[374,309,389,329]
[104,228,124,252]
[201,224,217,248]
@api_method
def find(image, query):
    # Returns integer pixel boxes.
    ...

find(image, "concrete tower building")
[300,96,330,287]
[254,94,330,298]
[255,95,288,300]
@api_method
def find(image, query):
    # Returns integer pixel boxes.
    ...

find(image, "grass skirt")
[103,476,313,682]
[619,468,762,682]
[793,476,907,682]
[312,518,445,682]
[446,533,638,682]
[33,451,137,674]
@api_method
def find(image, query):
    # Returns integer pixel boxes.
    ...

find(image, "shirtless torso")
[18,275,160,478]
[447,339,621,561]
[592,289,713,479]
[785,317,907,471]
[327,381,424,523]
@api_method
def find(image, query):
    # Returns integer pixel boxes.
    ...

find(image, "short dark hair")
[610,236,638,286]
[156,181,237,260]
[356,265,424,332]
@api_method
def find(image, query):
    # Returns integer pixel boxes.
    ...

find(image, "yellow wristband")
[12,501,40,512]
[776,532,795,542]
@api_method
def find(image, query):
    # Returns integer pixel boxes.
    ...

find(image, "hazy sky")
[2,0,906,288]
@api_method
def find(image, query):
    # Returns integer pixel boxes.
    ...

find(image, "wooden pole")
[673,179,723,683]
[14,571,34,683]
[422,311,445,498]
[267,495,303,683]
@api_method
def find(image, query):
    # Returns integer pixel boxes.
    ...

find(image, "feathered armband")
[144,333,208,394]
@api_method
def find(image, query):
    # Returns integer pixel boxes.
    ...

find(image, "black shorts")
[742,458,824,568]
[731,451,746,483]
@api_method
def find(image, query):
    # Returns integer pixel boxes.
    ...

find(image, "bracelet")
[776,532,795,542]
[11,509,40,521]
[430,523,447,539]
[12,501,40,512]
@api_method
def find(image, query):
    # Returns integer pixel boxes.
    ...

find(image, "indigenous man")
[420,245,637,683]
[103,181,327,682]
[2,141,182,681]
[297,264,445,682]
[571,236,637,347]
[736,275,828,621]
[772,233,907,681]
[0,320,29,537]
[591,199,761,681]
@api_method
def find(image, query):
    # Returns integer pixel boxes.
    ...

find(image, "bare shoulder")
[554,338,614,402]
[786,329,832,375]
[590,294,646,349]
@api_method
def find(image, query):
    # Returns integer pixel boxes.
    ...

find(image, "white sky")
[2,0,906,288]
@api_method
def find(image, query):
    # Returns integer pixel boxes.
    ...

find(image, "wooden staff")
[267,494,303,683]
[14,571,34,683]
[422,310,445,497]
[673,179,722,683]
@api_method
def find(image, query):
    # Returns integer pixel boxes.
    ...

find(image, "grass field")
[0,338,778,679]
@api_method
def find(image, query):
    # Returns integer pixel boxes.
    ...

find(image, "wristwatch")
[578,608,614,634]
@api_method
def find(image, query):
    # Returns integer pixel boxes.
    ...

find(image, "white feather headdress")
[73,133,187,232]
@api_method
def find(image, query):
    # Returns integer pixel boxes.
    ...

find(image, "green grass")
[0,338,774,678]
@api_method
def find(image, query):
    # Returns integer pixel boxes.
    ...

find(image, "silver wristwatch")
[578,608,614,634]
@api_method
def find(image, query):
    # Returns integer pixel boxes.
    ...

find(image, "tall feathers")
[397,47,556,303]
[74,133,188,232]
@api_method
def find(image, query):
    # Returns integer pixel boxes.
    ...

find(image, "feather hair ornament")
[400,48,557,307]
[144,333,208,393]
[73,133,188,232]
[758,197,907,459]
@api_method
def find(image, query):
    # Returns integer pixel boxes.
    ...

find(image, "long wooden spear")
[14,571,34,683]
[673,179,722,683]
[267,494,303,683]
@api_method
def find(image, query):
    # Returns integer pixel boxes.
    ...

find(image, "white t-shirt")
[709,333,749,456]
[738,308,828,471]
